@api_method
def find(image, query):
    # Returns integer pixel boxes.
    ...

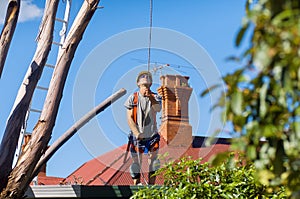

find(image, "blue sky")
[0,0,246,178]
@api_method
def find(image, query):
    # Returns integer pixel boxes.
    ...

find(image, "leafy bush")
[201,0,300,196]
[131,154,286,199]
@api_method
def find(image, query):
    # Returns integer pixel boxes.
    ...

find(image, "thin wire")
[147,0,153,72]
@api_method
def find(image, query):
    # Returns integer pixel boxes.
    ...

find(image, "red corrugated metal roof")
[38,136,230,185]
[62,136,230,186]
[36,176,64,185]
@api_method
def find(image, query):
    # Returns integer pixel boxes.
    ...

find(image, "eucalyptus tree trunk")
[0,0,100,198]
[0,0,20,78]
[0,0,58,192]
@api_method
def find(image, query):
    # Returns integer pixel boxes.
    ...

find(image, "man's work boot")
[148,171,156,185]
[133,178,141,185]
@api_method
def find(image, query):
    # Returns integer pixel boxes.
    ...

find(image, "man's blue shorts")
[129,133,160,154]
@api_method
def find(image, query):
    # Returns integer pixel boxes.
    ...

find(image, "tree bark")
[0,0,59,193]
[0,0,20,78]
[0,0,100,198]
[32,88,126,178]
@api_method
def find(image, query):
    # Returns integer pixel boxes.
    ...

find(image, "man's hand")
[148,91,156,101]
[135,133,143,140]
[144,86,151,97]
[144,88,161,112]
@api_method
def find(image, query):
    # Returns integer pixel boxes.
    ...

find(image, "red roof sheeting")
[36,176,64,185]
[62,136,230,186]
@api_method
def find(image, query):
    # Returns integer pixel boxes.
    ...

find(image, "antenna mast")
[147,0,153,72]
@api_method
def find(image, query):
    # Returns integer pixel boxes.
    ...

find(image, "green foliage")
[131,155,286,199]
[204,0,300,197]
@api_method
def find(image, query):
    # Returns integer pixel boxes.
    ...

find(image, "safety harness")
[130,92,159,154]
[132,92,138,124]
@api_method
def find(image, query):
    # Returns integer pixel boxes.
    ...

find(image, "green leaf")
[273,140,285,176]
[283,69,293,93]
[298,67,300,89]
[225,55,241,62]
[247,145,257,160]
[205,129,222,146]
[233,115,247,131]
[259,82,268,118]
[253,42,272,70]
[278,89,286,107]
[200,84,221,97]
[231,90,243,115]
[293,121,300,138]
[262,124,277,137]
[210,152,231,166]
[271,9,295,26]
[273,66,282,81]
[235,23,250,47]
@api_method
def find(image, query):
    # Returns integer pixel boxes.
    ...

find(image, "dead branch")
[0,0,20,78]
[0,0,101,198]
[0,0,59,193]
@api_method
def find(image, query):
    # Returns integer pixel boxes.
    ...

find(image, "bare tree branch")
[1,0,101,198]
[0,0,20,78]
[0,0,59,193]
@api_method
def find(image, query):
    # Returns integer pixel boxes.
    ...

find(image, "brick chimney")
[157,75,193,147]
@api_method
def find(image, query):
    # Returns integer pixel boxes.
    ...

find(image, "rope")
[147,0,153,72]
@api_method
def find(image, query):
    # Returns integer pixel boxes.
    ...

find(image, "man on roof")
[124,71,162,185]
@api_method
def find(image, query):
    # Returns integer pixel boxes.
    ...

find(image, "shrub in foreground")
[131,154,286,199]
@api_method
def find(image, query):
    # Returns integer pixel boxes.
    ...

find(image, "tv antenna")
[150,63,170,76]
[132,58,195,76]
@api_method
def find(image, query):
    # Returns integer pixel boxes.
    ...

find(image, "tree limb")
[1,0,101,198]
[0,0,20,78]
[0,0,59,193]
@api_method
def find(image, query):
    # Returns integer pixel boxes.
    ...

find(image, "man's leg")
[148,150,159,185]
[130,153,142,185]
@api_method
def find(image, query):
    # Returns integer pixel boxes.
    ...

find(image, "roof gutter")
[25,185,151,198]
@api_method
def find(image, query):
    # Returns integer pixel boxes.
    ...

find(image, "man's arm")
[127,109,141,138]
[149,94,161,112]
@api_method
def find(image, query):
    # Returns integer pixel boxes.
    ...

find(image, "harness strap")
[132,91,157,126]
[132,92,138,123]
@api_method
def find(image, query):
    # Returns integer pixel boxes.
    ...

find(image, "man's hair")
[136,71,152,86]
